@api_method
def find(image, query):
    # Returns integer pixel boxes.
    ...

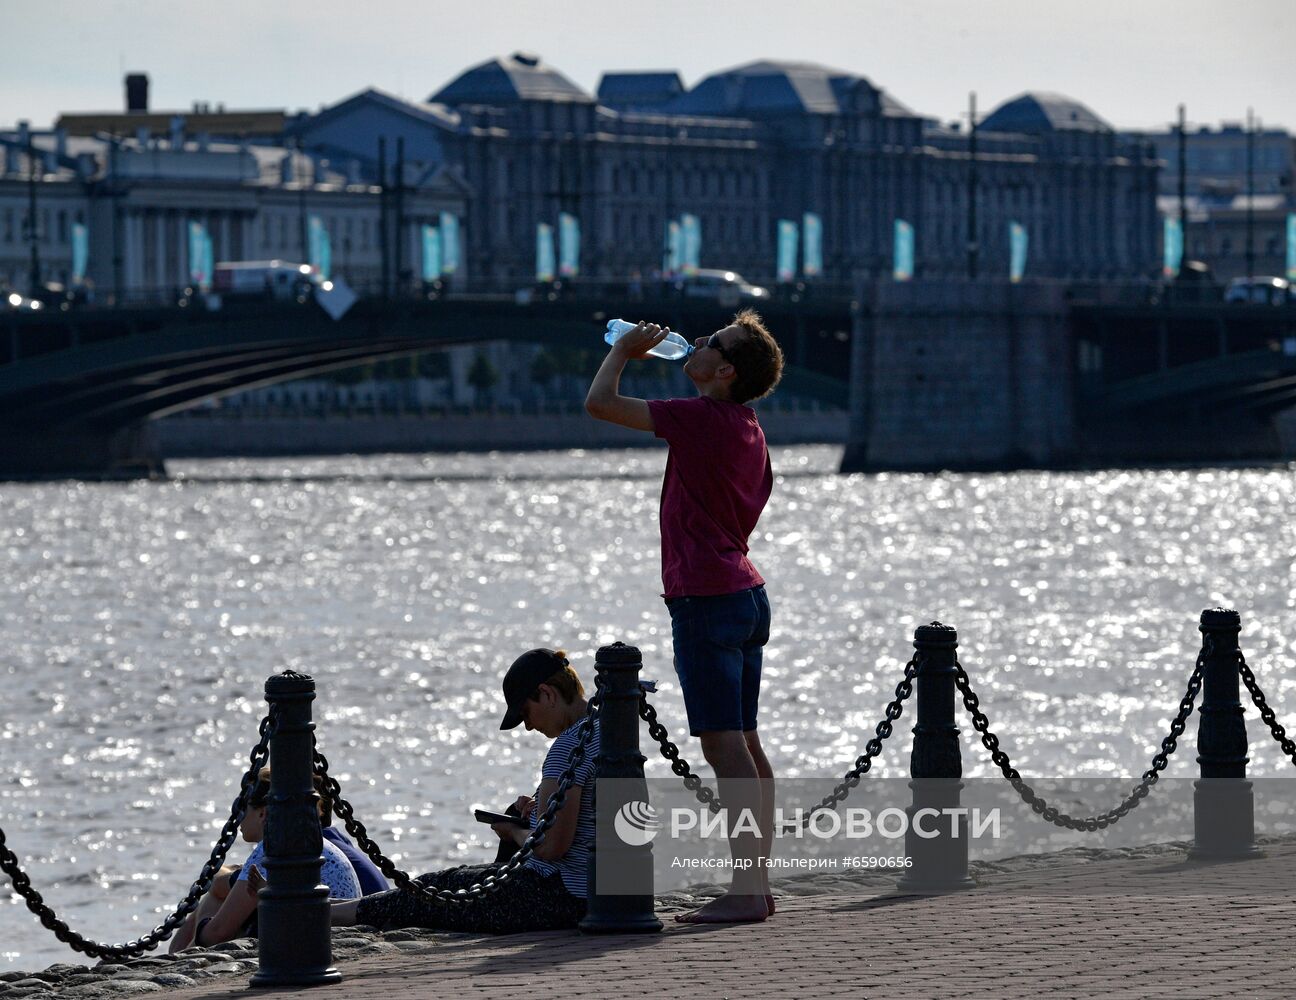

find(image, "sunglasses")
[705,332,735,363]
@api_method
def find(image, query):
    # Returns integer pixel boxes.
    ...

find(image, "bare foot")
[766,893,776,916]
[675,893,769,925]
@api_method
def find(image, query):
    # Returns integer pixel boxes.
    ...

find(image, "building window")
[2,209,11,243]
[57,211,68,243]
[1219,237,1232,257]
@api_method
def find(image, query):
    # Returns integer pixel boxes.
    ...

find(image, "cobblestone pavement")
[135,842,1296,999]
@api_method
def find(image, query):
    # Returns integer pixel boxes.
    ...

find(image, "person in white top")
[170,767,359,952]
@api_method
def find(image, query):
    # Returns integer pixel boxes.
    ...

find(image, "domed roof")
[430,52,590,105]
[667,60,913,118]
[980,92,1112,133]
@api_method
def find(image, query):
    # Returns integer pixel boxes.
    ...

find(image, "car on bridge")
[1224,276,1292,305]
[4,291,43,312]
[210,260,324,303]
[664,269,771,307]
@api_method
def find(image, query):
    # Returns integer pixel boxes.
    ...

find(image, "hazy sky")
[3,0,1291,133]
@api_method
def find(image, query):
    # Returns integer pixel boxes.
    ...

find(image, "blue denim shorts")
[666,585,771,735]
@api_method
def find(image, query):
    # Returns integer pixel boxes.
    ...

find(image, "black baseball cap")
[500,648,569,730]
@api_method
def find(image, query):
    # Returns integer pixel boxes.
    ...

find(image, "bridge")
[0,290,852,477]
[842,281,1296,471]
[4,282,1295,476]
[1072,300,1296,415]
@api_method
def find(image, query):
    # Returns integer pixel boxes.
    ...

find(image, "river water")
[2,446,1295,969]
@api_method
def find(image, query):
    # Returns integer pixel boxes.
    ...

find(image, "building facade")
[0,122,468,298]
[295,55,1162,285]
[1133,121,1294,282]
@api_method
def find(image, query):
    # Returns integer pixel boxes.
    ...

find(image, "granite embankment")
[154,407,846,458]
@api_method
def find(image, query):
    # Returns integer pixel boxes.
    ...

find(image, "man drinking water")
[586,312,784,924]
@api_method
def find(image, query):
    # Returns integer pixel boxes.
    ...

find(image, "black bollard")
[580,641,663,933]
[249,671,340,988]
[1188,608,1261,861]
[896,622,975,893]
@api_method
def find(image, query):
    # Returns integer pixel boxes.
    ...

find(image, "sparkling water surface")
[2,446,1295,968]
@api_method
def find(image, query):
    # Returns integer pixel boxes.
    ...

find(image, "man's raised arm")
[584,321,671,432]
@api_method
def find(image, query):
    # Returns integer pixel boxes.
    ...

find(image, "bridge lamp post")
[25,133,41,296]
[1245,108,1256,281]
[965,92,979,281]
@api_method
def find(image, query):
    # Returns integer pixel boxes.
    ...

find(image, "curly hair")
[726,309,784,404]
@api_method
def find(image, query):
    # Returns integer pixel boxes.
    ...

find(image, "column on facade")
[154,211,168,291]
[125,212,144,294]
[174,212,187,286]
[218,214,231,265]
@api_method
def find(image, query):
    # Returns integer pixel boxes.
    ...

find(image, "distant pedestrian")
[585,312,784,923]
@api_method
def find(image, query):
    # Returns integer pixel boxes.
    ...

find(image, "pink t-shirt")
[646,396,772,599]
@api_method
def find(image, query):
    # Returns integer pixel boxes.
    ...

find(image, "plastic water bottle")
[604,319,693,360]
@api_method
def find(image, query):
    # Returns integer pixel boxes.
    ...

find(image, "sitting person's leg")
[336,865,583,934]
[169,886,225,954]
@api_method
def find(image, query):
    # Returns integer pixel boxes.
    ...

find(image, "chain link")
[317,684,602,904]
[638,693,722,812]
[639,655,920,828]
[1237,649,1296,767]
[0,710,278,960]
[955,641,1209,830]
[789,654,919,828]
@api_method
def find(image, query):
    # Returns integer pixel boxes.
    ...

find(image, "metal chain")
[790,654,919,828]
[639,692,722,812]
[638,655,920,828]
[317,683,602,904]
[1237,649,1296,767]
[0,710,278,960]
[955,640,1209,830]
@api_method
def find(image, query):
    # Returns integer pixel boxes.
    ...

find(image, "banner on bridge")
[776,219,799,283]
[439,213,459,274]
[1162,217,1183,279]
[802,212,822,277]
[421,225,441,281]
[1009,221,1028,283]
[893,219,914,282]
[680,214,701,276]
[71,222,88,285]
[536,223,556,283]
[188,221,212,289]
[559,213,581,277]
[308,216,332,281]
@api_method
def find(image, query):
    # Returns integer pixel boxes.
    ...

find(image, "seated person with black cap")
[331,648,601,933]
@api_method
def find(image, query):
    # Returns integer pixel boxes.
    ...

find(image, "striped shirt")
[524,717,600,899]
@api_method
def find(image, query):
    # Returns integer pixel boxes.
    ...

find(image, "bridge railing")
[10,274,860,314]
